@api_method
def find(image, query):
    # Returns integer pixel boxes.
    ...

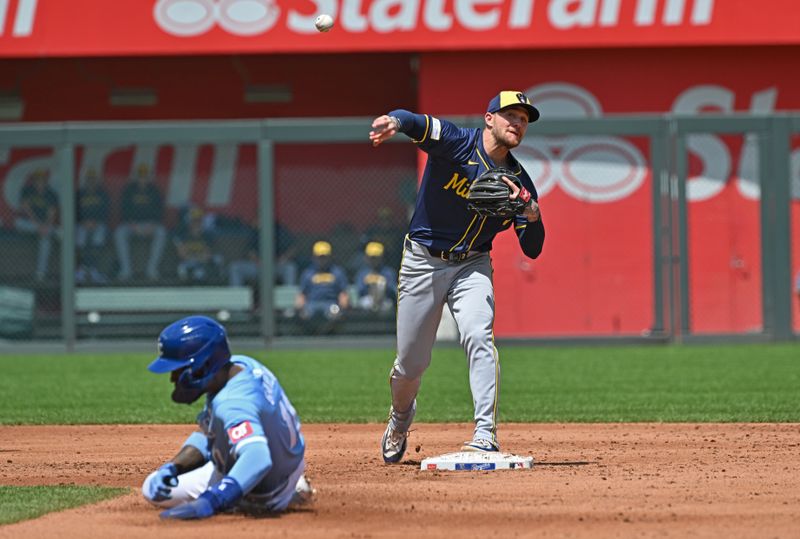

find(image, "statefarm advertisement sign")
[1,0,800,56]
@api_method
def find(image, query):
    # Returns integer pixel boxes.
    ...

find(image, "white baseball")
[314,14,334,32]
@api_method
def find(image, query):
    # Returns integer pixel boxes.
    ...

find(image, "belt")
[405,237,471,263]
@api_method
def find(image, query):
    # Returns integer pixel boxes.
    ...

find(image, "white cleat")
[381,424,408,464]
[460,439,500,452]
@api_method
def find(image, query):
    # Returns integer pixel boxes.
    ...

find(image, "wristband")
[201,476,244,512]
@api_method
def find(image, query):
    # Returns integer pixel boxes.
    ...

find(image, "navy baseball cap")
[486,91,540,123]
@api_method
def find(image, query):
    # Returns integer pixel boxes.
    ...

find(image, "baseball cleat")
[381,424,408,463]
[460,439,500,452]
[289,474,316,507]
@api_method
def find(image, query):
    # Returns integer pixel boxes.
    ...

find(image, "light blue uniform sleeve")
[227,438,272,494]
[181,431,211,462]
[215,398,273,495]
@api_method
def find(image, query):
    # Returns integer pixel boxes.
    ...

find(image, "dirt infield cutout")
[0,423,798,538]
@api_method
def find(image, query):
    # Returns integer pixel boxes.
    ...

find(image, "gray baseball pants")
[389,237,499,446]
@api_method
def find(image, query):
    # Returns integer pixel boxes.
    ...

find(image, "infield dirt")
[1,423,798,538]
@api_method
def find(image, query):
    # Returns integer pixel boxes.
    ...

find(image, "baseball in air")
[314,14,334,32]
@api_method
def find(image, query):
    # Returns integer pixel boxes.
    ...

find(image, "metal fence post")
[258,138,275,344]
[765,117,793,340]
[650,120,670,337]
[57,141,76,351]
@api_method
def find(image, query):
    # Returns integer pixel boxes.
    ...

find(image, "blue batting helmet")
[148,316,232,402]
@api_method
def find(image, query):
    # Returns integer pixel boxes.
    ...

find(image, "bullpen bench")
[74,286,255,337]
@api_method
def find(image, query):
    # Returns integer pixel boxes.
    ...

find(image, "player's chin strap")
[171,359,232,404]
[171,383,205,404]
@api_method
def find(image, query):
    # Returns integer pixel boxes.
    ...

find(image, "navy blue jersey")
[355,265,397,299]
[20,184,58,222]
[389,110,544,259]
[76,186,110,224]
[299,264,349,303]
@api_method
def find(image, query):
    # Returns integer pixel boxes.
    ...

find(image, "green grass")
[0,485,128,525]
[1,344,799,424]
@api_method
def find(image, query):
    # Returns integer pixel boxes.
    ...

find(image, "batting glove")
[145,463,179,502]
[160,477,243,520]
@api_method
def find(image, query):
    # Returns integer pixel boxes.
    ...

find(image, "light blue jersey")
[192,355,305,497]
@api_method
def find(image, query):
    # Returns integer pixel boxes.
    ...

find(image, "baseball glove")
[467,168,531,218]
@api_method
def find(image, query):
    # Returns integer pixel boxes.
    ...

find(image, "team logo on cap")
[516,93,529,104]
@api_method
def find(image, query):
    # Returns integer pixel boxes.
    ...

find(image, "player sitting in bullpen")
[141,316,313,519]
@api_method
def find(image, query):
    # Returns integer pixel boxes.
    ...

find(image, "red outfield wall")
[417,48,800,336]
[1,48,799,337]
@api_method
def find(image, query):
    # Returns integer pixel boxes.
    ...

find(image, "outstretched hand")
[160,476,243,521]
[145,463,179,502]
[160,495,216,520]
[369,115,399,147]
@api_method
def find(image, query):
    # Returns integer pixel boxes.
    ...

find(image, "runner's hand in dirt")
[144,463,178,502]
[160,496,216,520]
[160,477,243,520]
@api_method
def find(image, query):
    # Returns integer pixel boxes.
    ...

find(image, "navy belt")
[405,237,470,263]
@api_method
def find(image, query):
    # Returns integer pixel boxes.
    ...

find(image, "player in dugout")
[141,316,314,519]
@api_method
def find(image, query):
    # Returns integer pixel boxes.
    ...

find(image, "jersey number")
[278,394,299,449]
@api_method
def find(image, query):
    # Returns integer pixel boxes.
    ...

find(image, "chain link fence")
[0,131,418,342]
[0,115,798,345]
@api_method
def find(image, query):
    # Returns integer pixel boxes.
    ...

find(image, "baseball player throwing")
[369,91,545,462]
[141,315,313,518]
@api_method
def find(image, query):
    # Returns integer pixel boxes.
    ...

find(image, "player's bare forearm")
[170,443,207,474]
[523,201,541,222]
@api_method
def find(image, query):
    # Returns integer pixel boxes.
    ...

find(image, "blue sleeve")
[181,431,211,461]
[226,439,272,495]
[334,267,349,292]
[299,268,313,294]
[354,269,368,296]
[389,109,475,162]
[388,109,429,140]
[515,219,545,259]
[513,170,545,259]
[216,398,272,495]
[383,268,398,296]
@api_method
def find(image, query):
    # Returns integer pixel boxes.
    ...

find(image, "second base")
[420,451,534,471]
